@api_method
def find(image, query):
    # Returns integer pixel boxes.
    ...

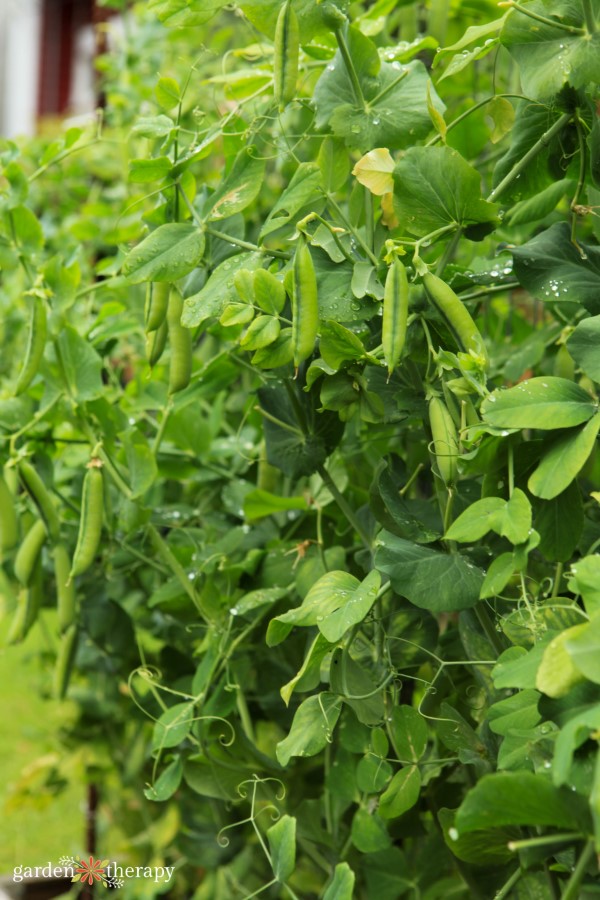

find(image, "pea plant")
[1,0,600,896]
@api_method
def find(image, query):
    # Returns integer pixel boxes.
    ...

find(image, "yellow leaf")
[381,193,399,229]
[352,148,394,196]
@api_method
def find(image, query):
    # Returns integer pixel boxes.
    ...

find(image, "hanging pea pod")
[292,234,318,373]
[53,625,78,700]
[15,297,47,395]
[382,258,409,379]
[54,544,76,632]
[273,0,299,112]
[14,519,46,586]
[145,282,170,333]
[69,462,104,579]
[6,586,39,644]
[18,460,60,540]
[423,272,489,368]
[0,473,18,553]
[146,319,168,368]
[429,396,459,487]
[167,289,192,394]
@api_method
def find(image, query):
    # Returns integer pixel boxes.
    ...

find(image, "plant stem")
[560,840,595,900]
[494,867,523,900]
[499,1,584,34]
[582,0,597,32]
[487,112,572,203]
[551,561,563,598]
[205,225,291,260]
[458,281,520,302]
[475,603,505,655]
[317,463,371,549]
[435,228,463,276]
[326,194,379,265]
[508,833,582,851]
[426,93,531,147]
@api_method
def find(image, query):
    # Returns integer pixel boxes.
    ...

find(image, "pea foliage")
[1,0,600,896]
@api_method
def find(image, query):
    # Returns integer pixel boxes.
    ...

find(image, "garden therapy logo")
[57,856,175,888]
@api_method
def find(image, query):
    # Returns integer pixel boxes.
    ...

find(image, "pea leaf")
[124,429,158,498]
[56,326,104,402]
[276,693,342,766]
[568,556,600,616]
[267,815,296,882]
[260,163,323,240]
[148,0,229,27]
[318,570,381,642]
[144,757,183,801]
[567,315,600,381]
[375,532,483,612]
[122,224,205,283]
[323,863,355,900]
[320,320,368,369]
[511,223,600,314]
[267,570,359,646]
[481,377,597,430]
[528,416,600,499]
[182,252,262,327]
[152,702,194,751]
[208,147,265,220]
[389,706,428,762]
[564,616,600,684]
[444,497,506,542]
[534,482,584,563]
[393,146,498,238]
[378,766,421,819]
[351,809,391,852]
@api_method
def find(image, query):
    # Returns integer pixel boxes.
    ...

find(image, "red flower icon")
[73,856,108,886]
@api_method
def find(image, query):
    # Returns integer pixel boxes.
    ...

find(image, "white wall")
[0,0,42,137]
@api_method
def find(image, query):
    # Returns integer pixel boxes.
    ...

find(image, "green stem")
[335,25,366,109]
[369,67,409,107]
[205,225,291,260]
[153,399,173,456]
[254,405,305,438]
[326,194,379,265]
[560,840,595,900]
[488,112,572,203]
[475,603,505,655]
[582,0,597,32]
[500,1,584,34]
[551,561,564,599]
[316,463,371,549]
[427,93,531,147]
[508,833,582,851]
[494,867,523,900]
[458,282,520,302]
[435,228,462,277]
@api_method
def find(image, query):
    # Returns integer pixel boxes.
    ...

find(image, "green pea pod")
[423,273,488,367]
[53,624,78,700]
[15,298,47,395]
[145,282,170,333]
[146,318,168,368]
[18,460,60,540]
[0,473,18,552]
[382,258,409,378]
[54,543,76,632]
[70,464,104,579]
[167,289,192,394]
[292,235,318,372]
[429,396,459,487]
[6,587,39,644]
[14,519,46,586]
[273,0,299,112]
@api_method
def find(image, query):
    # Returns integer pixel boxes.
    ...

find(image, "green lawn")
[0,590,84,873]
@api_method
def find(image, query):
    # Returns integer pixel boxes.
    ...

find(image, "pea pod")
[18,460,60,540]
[167,289,192,394]
[273,0,299,112]
[6,587,39,644]
[54,543,76,632]
[53,624,78,700]
[14,518,46,586]
[429,396,459,487]
[146,319,168,368]
[15,297,47,395]
[70,463,104,579]
[145,282,170,333]
[423,273,488,367]
[0,473,18,552]
[382,259,409,378]
[292,235,318,372]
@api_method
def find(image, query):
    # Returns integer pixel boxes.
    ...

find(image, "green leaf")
[240,315,280,350]
[378,766,421,819]
[129,157,172,183]
[148,0,229,27]
[208,147,265,220]
[455,772,584,832]
[155,76,181,109]
[152,702,194,751]
[553,704,600,786]
[122,224,205,283]
[493,644,549,690]
[330,649,385,725]
[280,634,331,706]
[534,482,584,563]
[253,268,286,315]
[144,757,183,801]
[131,115,176,138]
[323,863,355,900]
[315,25,442,152]
[505,178,572,226]
[268,570,359,645]
[351,808,391,853]
[480,551,516,600]
[528,416,600,499]
[243,489,308,520]
[435,15,507,61]
[536,625,589,698]
[56,326,104,402]
[260,163,323,240]
[389,706,428,762]
[320,320,367,369]
[502,489,533,544]
[392,145,498,238]
[500,0,600,100]
[375,532,483,612]
[276,693,342,766]
[374,466,441,544]
[318,570,381,643]
[564,616,600,685]
[438,808,517,866]
[445,497,506,542]
[124,429,158,498]
[438,39,499,83]
[182,252,262,327]
[487,690,541,736]
[8,205,44,251]
[267,815,296,882]
[511,223,600,315]
[356,755,392,793]
[481,377,597,430]
[568,556,600,616]
[567,315,600,381]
